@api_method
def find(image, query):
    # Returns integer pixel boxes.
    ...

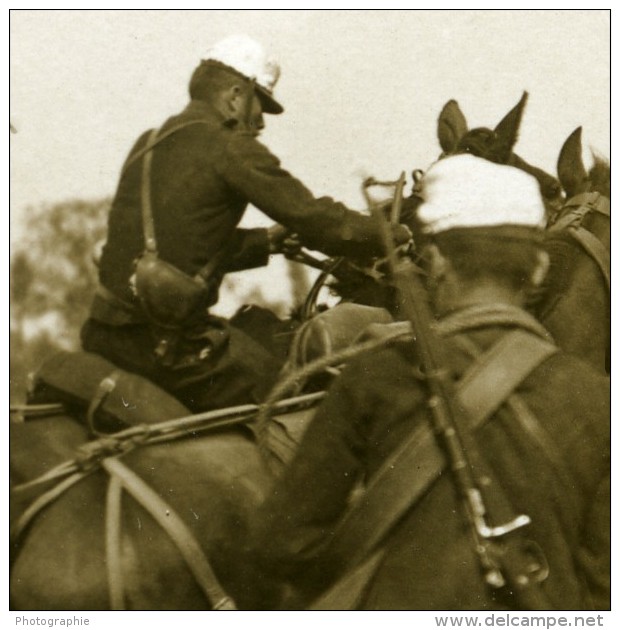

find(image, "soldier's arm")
[224,227,271,271]
[249,360,371,590]
[219,131,410,258]
[224,224,300,271]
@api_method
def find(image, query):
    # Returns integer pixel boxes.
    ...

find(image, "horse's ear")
[494,91,528,157]
[557,127,588,198]
[437,100,468,154]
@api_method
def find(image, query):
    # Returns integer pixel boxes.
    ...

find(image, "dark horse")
[534,127,610,373]
[436,91,564,213]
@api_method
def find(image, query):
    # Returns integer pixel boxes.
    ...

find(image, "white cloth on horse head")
[417,154,546,234]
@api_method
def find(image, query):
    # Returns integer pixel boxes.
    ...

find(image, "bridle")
[546,192,610,292]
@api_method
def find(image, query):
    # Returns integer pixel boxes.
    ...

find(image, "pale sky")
[9,9,611,313]
[10,10,610,210]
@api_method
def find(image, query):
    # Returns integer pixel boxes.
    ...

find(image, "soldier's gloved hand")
[267,224,302,255]
[281,234,303,256]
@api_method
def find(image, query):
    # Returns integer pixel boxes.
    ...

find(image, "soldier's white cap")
[203,34,283,114]
[416,154,546,234]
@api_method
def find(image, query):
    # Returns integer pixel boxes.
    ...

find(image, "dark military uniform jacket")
[93,99,399,323]
[250,306,610,610]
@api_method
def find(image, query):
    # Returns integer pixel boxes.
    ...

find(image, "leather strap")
[10,471,96,558]
[564,192,610,218]
[457,330,556,424]
[105,474,125,609]
[101,457,236,610]
[136,124,234,285]
[315,328,558,591]
[307,548,385,611]
[568,226,610,292]
[548,192,610,232]
[140,128,159,253]
[453,333,581,541]
[547,191,610,296]
[121,120,212,176]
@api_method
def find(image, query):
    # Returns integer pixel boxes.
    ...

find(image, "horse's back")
[10,414,274,610]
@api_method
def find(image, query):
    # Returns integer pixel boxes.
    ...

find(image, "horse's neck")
[541,260,609,373]
[583,210,610,251]
[540,211,610,373]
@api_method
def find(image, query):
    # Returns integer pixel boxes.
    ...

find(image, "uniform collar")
[182,99,239,129]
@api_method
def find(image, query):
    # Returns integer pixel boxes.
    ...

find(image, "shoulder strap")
[140,128,159,253]
[315,329,557,595]
[134,121,236,283]
[121,119,212,177]
[456,330,555,423]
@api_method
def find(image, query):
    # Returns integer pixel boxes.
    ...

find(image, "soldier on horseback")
[80,34,411,413]
[248,154,610,610]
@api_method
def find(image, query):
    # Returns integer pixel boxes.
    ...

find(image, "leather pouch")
[133,251,209,327]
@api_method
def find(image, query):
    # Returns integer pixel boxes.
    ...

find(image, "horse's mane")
[456,128,509,164]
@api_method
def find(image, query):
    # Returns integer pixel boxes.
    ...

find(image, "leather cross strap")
[140,128,159,253]
[136,124,234,284]
[121,120,213,177]
[310,328,558,610]
[456,330,554,422]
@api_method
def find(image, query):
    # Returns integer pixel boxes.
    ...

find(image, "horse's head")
[552,126,610,239]
[534,126,610,373]
[437,92,563,213]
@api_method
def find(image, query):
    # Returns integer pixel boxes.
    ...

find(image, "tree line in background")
[10,199,311,404]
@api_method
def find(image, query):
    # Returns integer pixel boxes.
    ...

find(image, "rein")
[546,192,610,292]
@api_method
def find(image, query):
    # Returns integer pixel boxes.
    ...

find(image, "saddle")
[27,350,190,434]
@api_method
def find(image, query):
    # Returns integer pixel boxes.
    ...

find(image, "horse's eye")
[546,182,561,198]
